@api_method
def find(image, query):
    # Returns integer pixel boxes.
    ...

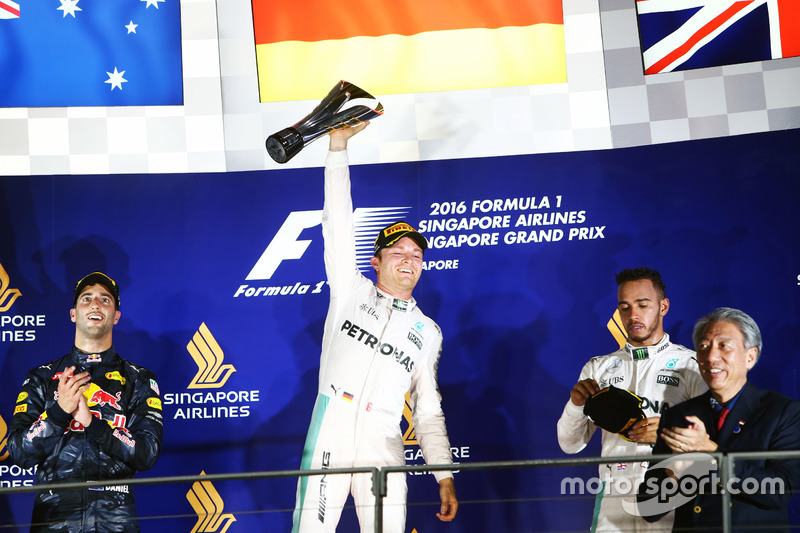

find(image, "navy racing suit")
[8,346,163,532]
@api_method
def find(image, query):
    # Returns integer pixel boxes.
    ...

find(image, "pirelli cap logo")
[607,309,627,350]
[0,262,22,313]
[402,391,417,445]
[0,414,9,461]
[384,222,413,236]
[187,471,236,533]
[187,323,237,389]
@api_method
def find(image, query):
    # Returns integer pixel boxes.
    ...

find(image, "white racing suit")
[292,150,454,533]
[557,334,707,532]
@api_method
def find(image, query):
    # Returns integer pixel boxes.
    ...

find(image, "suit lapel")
[695,392,716,436]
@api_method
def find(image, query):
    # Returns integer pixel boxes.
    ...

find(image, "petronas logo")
[187,471,236,533]
[0,262,22,313]
[607,309,627,349]
[402,391,417,445]
[187,323,236,389]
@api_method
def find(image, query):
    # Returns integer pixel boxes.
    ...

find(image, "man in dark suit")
[639,307,800,532]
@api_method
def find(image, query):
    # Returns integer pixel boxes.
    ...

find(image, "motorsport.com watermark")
[560,453,785,517]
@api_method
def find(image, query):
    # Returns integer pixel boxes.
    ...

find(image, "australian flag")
[0,0,182,107]
[636,0,800,74]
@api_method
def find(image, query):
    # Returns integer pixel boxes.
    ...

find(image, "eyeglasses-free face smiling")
[370,237,424,300]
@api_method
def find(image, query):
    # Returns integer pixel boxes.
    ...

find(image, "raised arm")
[322,123,369,296]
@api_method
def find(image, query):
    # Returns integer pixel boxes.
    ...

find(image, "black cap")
[373,221,428,256]
[583,385,646,441]
[74,272,120,308]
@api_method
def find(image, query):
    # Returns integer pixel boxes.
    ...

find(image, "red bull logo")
[90,389,122,410]
[84,384,122,411]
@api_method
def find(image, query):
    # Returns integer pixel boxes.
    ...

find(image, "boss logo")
[657,374,680,387]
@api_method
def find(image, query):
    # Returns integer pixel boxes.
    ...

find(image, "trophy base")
[266,128,303,164]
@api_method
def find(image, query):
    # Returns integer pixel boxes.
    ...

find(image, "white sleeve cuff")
[326,149,349,166]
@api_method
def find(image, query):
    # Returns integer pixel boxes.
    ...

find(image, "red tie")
[716,406,730,431]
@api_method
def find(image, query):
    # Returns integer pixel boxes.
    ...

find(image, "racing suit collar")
[71,345,117,366]
[624,333,671,361]
[375,286,417,312]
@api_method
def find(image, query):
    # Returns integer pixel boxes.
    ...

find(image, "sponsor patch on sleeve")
[147,397,162,410]
[13,404,27,414]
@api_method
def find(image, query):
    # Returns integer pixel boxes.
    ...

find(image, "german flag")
[252,0,566,102]
[778,0,800,57]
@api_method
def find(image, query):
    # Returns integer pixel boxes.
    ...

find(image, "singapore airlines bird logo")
[607,309,627,349]
[187,471,236,533]
[0,262,22,313]
[402,392,418,445]
[0,414,10,461]
[187,323,236,389]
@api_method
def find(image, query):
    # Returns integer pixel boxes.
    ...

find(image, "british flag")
[0,0,19,19]
[636,0,800,74]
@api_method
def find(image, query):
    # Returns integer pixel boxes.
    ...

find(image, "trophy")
[266,81,384,164]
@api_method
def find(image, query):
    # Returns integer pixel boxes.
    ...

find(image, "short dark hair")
[692,307,762,364]
[615,267,666,300]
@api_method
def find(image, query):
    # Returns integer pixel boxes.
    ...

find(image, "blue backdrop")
[1,128,799,531]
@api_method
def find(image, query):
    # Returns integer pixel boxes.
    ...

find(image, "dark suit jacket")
[641,382,800,532]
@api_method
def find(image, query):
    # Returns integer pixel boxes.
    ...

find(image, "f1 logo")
[246,210,322,280]
[246,207,411,281]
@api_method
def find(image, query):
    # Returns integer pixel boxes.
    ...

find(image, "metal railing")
[2,450,798,532]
